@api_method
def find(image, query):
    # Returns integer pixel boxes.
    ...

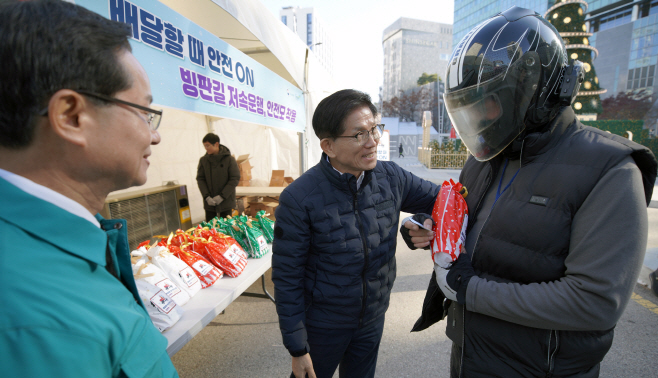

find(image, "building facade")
[280,7,334,76]
[381,18,453,103]
[587,0,658,100]
[453,0,550,49]
[453,0,658,103]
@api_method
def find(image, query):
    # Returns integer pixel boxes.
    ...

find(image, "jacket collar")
[319,152,374,193]
[0,177,108,267]
[521,106,576,165]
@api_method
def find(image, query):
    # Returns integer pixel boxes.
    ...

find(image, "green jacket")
[0,177,178,377]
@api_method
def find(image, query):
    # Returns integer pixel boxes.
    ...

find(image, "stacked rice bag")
[254,210,275,243]
[163,231,224,288]
[144,243,202,298]
[188,226,247,278]
[131,252,190,306]
[227,215,269,258]
[132,256,184,332]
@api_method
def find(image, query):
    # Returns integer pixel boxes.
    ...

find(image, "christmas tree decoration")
[546,0,606,119]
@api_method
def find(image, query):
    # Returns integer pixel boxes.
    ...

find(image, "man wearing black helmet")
[412,6,657,378]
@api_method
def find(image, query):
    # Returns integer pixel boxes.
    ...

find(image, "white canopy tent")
[163,0,336,170]
[105,0,338,223]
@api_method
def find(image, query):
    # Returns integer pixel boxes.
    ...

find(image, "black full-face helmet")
[444,6,570,161]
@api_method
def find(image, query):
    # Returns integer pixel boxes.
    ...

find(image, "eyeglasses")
[334,124,385,146]
[39,90,163,131]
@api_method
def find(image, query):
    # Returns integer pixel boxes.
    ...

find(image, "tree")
[382,87,437,123]
[417,73,439,86]
[546,0,605,116]
[598,89,653,120]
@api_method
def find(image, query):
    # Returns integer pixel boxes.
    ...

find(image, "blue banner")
[76,0,305,133]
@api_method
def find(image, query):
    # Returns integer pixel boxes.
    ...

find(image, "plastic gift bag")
[430,179,469,268]
[131,256,190,306]
[236,215,270,258]
[216,233,248,260]
[146,244,202,298]
[254,210,275,243]
[134,280,183,332]
[218,218,250,253]
[191,237,247,278]
[168,244,223,288]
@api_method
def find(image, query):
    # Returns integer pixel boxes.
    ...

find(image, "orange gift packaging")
[430,179,468,268]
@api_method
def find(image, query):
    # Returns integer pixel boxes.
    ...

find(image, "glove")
[212,195,224,205]
[400,213,434,250]
[434,252,475,305]
[205,196,217,206]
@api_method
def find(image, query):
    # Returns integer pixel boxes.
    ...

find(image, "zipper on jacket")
[350,185,369,328]
[546,330,558,377]
[459,140,528,377]
[471,139,524,261]
[458,305,466,378]
[469,159,496,262]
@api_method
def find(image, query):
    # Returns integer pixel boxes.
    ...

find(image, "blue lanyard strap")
[493,158,520,209]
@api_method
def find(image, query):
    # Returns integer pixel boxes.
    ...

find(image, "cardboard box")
[248,201,278,217]
[269,170,285,186]
[261,196,280,204]
[235,154,252,181]
[284,177,294,186]
[238,180,251,187]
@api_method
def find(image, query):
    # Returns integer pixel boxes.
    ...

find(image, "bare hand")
[403,218,434,249]
[292,354,316,378]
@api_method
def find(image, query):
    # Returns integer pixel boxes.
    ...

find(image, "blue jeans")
[290,315,386,378]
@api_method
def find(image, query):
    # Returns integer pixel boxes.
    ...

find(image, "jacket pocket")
[118,320,170,377]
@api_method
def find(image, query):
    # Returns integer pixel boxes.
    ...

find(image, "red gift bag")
[168,244,223,288]
[431,179,468,268]
[191,238,247,278]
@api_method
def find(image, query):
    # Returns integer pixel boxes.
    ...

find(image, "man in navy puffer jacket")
[272,89,439,378]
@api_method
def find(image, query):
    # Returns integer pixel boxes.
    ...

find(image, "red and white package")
[147,245,202,298]
[216,233,248,260]
[191,238,248,278]
[431,179,469,268]
[169,245,223,288]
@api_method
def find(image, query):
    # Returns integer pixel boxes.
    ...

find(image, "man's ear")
[46,89,92,148]
[320,138,336,158]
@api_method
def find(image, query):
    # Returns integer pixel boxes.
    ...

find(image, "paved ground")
[171,155,658,377]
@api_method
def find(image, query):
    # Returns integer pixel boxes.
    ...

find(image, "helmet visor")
[444,53,542,161]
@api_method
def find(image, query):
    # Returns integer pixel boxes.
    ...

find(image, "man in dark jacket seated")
[412,6,657,378]
[272,89,438,378]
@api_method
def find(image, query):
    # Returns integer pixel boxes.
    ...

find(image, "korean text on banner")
[76,0,305,133]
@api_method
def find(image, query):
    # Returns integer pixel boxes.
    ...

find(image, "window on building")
[592,8,632,32]
[307,13,312,47]
[627,65,656,90]
[281,15,287,25]
[644,1,658,17]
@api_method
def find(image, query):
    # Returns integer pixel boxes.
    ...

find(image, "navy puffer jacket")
[272,154,439,354]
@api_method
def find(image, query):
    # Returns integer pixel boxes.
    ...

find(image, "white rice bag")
[132,257,190,307]
[147,245,202,298]
[135,279,183,332]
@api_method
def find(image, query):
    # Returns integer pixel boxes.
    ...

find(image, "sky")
[261,0,455,100]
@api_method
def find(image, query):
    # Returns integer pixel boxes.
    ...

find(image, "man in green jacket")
[197,133,241,221]
[0,1,177,377]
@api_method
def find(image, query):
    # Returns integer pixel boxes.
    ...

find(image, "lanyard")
[492,158,520,209]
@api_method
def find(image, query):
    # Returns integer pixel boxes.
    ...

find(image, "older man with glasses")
[272,89,440,378]
[0,1,176,377]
